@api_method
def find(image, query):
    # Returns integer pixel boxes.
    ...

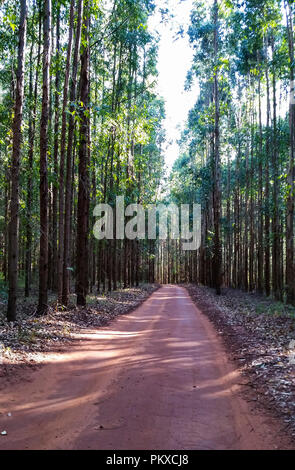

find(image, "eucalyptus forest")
[1,0,295,452]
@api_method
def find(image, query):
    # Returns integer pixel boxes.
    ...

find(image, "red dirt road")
[0,286,289,450]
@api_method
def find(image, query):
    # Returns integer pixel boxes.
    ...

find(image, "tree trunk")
[257,68,264,293]
[271,37,280,301]
[37,0,51,316]
[62,0,83,307]
[264,38,271,297]
[76,2,90,306]
[51,9,61,292]
[25,2,42,298]
[212,0,222,295]
[57,0,75,303]
[7,0,27,321]
[286,0,295,305]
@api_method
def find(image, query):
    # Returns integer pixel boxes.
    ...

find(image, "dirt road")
[0,286,288,449]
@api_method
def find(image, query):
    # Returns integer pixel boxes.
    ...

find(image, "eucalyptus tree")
[7,0,27,321]
[167,0,295,303]
[37,0,51,316]
[76,0,90,306]
[57,0,76,303]
[62,0,83,307]
[25,0,42,298]
[285,0,295,305]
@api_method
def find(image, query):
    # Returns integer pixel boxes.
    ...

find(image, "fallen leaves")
[187,284,295,439]
[0,284,159,379]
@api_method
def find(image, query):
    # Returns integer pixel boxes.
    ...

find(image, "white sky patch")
[149,0,199,173]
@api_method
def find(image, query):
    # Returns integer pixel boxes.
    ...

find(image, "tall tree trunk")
[226,152,231,287]
[271,37,280,301]
[7,0,27,321]
[212,0,222,295]
[286,0,295,305]
[62,0,83,307]
[57,0,75,303]
[37,0,51,316]
[257,68,264,293]
[51,8,61,292]
[76,2,90,306]
[264,38,271,297]
[244,138,249,292]
[25,1,42,298]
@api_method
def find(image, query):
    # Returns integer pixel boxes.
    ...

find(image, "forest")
[1,0,295,318]
[0,0,166,320]
[170,0,295,302]
[1,0,295,452]
[1,0,295,322]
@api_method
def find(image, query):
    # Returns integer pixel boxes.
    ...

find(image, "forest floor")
[0,284,159,382]
[0,284,292,450]
[187,285,295,442]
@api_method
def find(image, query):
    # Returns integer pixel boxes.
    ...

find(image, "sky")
[148,0,199,172]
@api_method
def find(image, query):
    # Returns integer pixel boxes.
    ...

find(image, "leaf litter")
[0,284,159,380]
[187,285,295,440]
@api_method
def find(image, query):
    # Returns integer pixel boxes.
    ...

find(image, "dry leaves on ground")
[0,284,159,377]
[187,285,295,438]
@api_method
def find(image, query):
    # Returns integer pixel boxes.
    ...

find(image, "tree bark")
[62,0,83,307]
[286,0,295,305]
[57,0,75,303]
[51,8,61,292]
[257,67,264,293]
[25,1,41,298]
[76,2,90,306]
[212,0,222,295]
[264,38,271,297]
[37,0,51,316]
[7,0,27,321]
[271,37,280,301]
